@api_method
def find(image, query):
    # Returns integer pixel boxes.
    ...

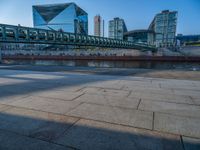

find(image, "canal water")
[3,60,200,71]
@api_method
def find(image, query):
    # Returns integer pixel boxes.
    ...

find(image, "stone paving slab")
[9,96,81,114]
[74,93,140,109]
[129,92,193,104]
[0,104,12,112]
[160,83,199,91]
[139,100,200,118]
[80,87,130,97]
[0,94,30,105]
[0,68,200,149]
[86,80,123,90]
[119,80,160,90]
[173,89,200,99]
[54,119,183,150]
[154,113,200,138]
[131,87,174,95]
[153,80,197,87]
[183,136,200,150]
[67,103,153,129]
[0,77,29,84]
[32,90,84,101]
[0,107,79,141]
[0,129,71,150]
[55,86,85,92]
[191,98,200,105]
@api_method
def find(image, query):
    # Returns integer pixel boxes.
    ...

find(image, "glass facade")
[149,10,177,47]
[32,3,88,35]
[108,18,127,40]
[176,34,200,45]
[124,30,155,45]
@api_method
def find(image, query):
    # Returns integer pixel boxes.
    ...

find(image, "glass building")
[176,34,200,45]
[108,18,127,40]
[32,3,88,35]
[149,10,178,47]
[124,30,155,45]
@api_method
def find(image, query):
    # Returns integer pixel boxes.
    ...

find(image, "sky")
[0,0,199,37]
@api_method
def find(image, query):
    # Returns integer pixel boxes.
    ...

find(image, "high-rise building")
[108,18,127,40]
[149,10,178,47]
[94,15,101,36]
[32,3,88,35]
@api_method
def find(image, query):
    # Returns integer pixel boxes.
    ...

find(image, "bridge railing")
[0,23,156,51]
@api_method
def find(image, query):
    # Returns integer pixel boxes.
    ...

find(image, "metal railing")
[0,24,157,51]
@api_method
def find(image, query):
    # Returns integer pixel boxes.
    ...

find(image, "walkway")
[0,66,200,150]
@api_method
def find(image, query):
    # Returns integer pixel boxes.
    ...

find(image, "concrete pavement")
[0,67,200,149]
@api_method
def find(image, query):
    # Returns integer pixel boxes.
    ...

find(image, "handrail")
[0,23,157,51]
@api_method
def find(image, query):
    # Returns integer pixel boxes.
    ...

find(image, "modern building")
[124,29,155,45]
[108,17,127,40]
[149,10,178,47]
[176,34,200,45]
[94,15,101,36]
[32,3,88,34]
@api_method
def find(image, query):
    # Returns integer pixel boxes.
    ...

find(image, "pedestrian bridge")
[0,24,156,51]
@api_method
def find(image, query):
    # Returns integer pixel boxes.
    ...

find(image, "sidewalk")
[0,67,200,150]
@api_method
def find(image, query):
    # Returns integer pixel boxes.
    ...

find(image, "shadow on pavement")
[0,110,190,150]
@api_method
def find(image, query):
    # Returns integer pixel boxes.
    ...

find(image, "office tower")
[94,15,101,36]
[109,17,127,40]
[33,3,88,34]
[149,10,178,47]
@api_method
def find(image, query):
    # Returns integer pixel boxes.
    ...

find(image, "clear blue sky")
[0,0,199,36]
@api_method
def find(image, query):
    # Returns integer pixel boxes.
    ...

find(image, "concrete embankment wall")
[1,49,152,57]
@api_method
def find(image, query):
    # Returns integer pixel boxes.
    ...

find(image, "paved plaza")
[0,66,200,150]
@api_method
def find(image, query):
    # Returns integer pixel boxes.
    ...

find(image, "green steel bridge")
[0,24,156,51]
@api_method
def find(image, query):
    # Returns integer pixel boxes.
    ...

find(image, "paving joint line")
[180,135,186,150]
[70,93,85,101]
[152,112,155,130]
[129,97,199,106]
[64,115,186,139]
[159,83,162,88]
[54,117,81,142]
[65,102,85,114]
[86,85,130,91]
[136,98,142,109]
[75,86,86,92]
[5,101,200,120]
[126,90,132,97]
[0,103,81,120]
[81,101,139,110]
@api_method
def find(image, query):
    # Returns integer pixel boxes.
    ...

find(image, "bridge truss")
[0,24,156,51]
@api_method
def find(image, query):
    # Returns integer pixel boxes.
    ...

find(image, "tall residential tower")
[94,15,101,36]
